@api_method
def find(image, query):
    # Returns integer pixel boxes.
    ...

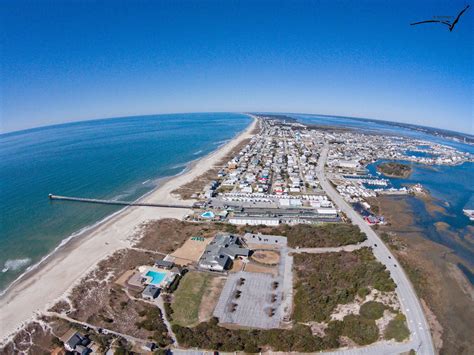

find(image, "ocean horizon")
[0,112,251,292]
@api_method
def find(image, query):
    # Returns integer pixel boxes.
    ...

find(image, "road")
[316,144,434,355]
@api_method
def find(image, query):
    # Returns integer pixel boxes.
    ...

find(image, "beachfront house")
[64,332,93,354]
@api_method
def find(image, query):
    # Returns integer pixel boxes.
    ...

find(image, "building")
[337,160,359,169]
[316,208,338,218]
[229,216,280,226]
[142,342,156,352]
[198,234,251,272]
[64,332,92,354]
[154,260,174,269]
[142,284,161,300]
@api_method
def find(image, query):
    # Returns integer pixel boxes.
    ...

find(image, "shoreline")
[0,120,249,297]
[0,115,258,343]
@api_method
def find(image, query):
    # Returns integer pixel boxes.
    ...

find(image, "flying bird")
[411,4,470,31]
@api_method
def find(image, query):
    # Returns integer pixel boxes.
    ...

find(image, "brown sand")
[170,237,212,265]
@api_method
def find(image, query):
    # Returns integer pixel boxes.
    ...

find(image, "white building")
[229,217,280,226]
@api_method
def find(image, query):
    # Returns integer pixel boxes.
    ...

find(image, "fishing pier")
[48,194,192,209]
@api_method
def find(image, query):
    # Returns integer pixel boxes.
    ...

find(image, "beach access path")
[0,116,258,344]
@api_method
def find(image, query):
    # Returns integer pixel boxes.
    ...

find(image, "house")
[75,345,92,355]
[198,234,250,272]
[65,333,82,352]
[204,189,215,198]
[142,284,160,300]
[64,332,92,354]
[142,342,156,352]
[154,260,174,269]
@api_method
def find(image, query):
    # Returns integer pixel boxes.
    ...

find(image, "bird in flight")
[411,4,470,31]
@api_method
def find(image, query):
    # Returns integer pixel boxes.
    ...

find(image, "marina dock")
[48,194,192,209]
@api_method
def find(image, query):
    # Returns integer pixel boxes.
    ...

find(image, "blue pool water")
[145,270,166,285]
[201,211,215,219]
[0,112,251,292]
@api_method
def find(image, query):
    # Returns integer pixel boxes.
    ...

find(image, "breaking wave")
[2,258,31,273]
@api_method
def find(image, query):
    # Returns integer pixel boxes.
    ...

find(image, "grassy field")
[171,272,215,326]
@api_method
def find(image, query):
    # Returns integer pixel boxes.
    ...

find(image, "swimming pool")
[145,270,166,285]
[201,211,215,219]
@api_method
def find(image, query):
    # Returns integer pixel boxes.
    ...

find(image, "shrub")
[357,287,370,298]
[293,248,396,322]
[135,306,172,346]
[359,301,386,320]
[173,319,330,352]
[340,314,379,345]
[166,274,182,293]
[164,302,174,321]
[284,224,367,248]
[384,313,410,342]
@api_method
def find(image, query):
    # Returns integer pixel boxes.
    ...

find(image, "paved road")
[316,144,434,355]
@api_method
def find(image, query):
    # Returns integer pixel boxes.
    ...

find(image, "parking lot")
[213,271,283,329]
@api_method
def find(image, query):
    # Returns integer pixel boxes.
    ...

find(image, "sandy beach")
[0,115,257,343]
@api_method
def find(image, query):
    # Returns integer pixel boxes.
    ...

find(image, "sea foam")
[2,258,31,273]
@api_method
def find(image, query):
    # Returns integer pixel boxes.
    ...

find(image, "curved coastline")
[0,114,257,343]
[0,121,245,298]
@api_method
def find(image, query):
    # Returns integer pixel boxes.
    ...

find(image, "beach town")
[187,115,472,227]
[1,114,472,354]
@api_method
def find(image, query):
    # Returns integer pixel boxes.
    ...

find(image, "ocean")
[0,113,251,292]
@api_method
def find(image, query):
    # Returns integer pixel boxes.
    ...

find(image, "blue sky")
[1,0,473,134]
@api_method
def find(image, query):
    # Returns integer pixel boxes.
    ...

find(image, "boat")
[463,209,474,221]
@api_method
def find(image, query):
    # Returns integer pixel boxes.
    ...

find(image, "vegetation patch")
[384,313,410,342]
[171,272,215,326]
[241,223,367,248]
[135,305,172,347]
[329,314,380,345]
[137,220,367,253]
[377,162,412,178]
[293,248,396,322]
[0,321,56,354]
[173,314,384,351]
[359,301,386,320]
[172,318,339,352]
